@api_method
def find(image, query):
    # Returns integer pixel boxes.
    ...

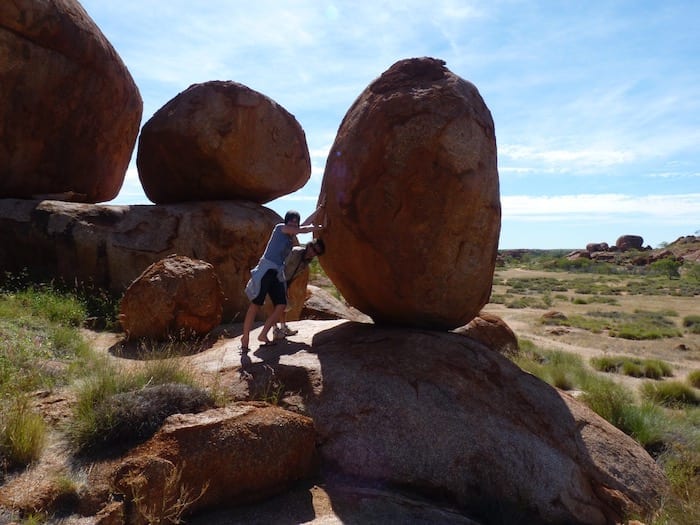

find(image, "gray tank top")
[262,224,292,265]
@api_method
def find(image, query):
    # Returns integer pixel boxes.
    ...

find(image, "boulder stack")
[318,57,501,329]
[0,0,142,202]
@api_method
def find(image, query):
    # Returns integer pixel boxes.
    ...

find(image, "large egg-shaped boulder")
[0,0,142,202]
[318,57,501,330]
[136,81,310,204]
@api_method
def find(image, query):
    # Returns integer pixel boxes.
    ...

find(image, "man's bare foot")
[258,334,276,346]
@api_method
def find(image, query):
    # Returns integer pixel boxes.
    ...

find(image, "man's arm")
[301,205,324,226]
[282,205,325,235]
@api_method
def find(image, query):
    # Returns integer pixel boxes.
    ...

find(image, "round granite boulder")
[136,81,310,204]
[318,57,501,330]
[0,0,142,202]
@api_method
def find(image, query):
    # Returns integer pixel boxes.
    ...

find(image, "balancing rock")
[318,57,500,329]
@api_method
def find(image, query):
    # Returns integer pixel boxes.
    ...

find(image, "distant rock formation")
[136,81,310,204]
[318,57,501,330]
[616,234,644,251]
[585,242,608,253]
[0,0,142,202]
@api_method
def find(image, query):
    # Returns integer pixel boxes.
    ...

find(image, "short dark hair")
[284,210,301,224]
[310,238,325,255]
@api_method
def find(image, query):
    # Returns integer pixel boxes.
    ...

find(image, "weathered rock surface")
[0,0,142,202]
[452,311,519,355]
[0,199,302,321]
[120,255,224,340]
[111,403,316,520]
[616,235,644,251]
[0,320,669,524]
[234,321,665,525]
[318,57,500,330]
[137,81,310,204]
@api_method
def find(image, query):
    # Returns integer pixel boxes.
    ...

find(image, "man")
[274,238,326,339]
[240,209,323,352]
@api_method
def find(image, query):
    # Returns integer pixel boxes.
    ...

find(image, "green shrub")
[513,346,589,392]
[0,396,47,468]
[0,288,94,398]
[688,370,700,389]
[641,381,700,408]
[614,402,666,452]
[591,356,673,379]
[70,360,212,455]
[683,261,700,282]
[578,309,682,340]
[566,314,609,333]
[14,287,86,326]
[621,360,643,377]
[580,377,635,428]
[683,315,700,334]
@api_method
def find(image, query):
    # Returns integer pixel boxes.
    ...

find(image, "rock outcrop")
[0,199,304,322]
[586,242,608,253]
[0,0,142,202]
[318,57,500,330]
[453,311,519,356]
[296,322,667,524]
[301,284,372,322]
[616,235,644,251]
[110,403,316,520]
[137,81,310,204]
[0,320,669,524]
[120,255,224,340]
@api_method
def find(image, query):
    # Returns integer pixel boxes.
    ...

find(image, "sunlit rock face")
[0,0,142,202]
[318,57,501,330]
[136,81,310,204]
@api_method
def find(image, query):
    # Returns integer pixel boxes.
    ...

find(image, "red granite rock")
[119,255,224,340]
[136,81,310,204]
[318,57,501,329]
[0,0,142,202]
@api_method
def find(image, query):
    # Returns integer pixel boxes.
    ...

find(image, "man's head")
[305,238,325,260]
[284,210,301,225]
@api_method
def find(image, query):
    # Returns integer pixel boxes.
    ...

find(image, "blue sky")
[83,0,700,249]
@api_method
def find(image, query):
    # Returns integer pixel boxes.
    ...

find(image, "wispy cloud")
[82,1,699,247]
[503,194,700,225]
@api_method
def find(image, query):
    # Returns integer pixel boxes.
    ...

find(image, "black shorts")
[252,269,287,306]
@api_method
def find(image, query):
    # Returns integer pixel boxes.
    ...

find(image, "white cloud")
[503,194,700,225]
[500,145,635,171]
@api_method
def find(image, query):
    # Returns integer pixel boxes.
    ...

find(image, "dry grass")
[486,268,700,383]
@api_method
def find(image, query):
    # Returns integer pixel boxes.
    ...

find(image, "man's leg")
[259,304,286,344]
[241,303,260,350]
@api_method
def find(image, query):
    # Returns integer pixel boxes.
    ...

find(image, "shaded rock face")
[0,0,142,202]
[0,199,301,321]
[137,80,310,204]
[120,255,224,340]
[616,235,644,251]
[318,57,501,330]
[112,404,316,519]
[303,323,667,525]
